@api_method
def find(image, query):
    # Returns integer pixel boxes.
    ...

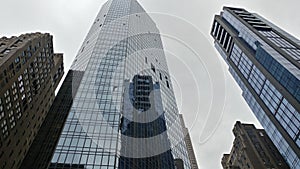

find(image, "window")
[15,57,20,64]
[1,49,10,54]
[22,51,26,57]
[9,63,14,70]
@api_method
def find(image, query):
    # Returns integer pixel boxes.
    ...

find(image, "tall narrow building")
[222,121,290,169]
[48,0,194,168]
[0,33,64,169]
[211,7,300,168]
[179,114,199,169]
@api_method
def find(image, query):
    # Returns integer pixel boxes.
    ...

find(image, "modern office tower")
[211,7,300,168]
[0,33,64,169]
[221,121,290,169]
[179,114,199,169]
[48,0,193,168]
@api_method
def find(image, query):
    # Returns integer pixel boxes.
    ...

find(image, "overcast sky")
[1,0,299,168]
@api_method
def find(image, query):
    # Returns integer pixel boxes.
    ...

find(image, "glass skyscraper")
[49,0,193,168]
[211,7,300,168]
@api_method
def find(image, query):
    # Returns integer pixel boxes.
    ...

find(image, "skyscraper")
[179,114,199,169]
[0,32,64,169]
[222,121,290,169]
[21,70,82,169]
[48,0,195,168]
[211,7,300,168]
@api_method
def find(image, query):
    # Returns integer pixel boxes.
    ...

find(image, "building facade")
[48,0,193,168]
[21,70,82,169]
[0,33,64,169]
[222,121,290,169]
[211,7,300,168]
[119,75,175,168]
[179,114,199,169]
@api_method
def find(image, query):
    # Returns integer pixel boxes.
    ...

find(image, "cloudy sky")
[1,0,299,168]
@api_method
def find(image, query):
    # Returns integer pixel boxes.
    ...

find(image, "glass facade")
[211,7,300,169]
[119,75,175,169]
[50,0,191,168]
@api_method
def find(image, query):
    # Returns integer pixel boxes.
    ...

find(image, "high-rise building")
[21,70,82,169]
[221,121,290,169]
[179,114,199,169]
[47,0,194,168]
[211,7,300,168]
[0,32,64,169]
